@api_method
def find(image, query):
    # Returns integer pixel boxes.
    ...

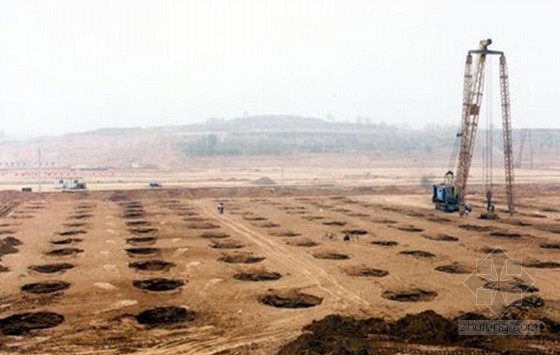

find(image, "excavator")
[432,39,515,216]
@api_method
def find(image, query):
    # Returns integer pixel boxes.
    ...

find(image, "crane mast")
[432,39,515,215]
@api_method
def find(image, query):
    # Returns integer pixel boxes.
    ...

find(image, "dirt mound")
[256,222,280,228]
[29,263,75,273]
[391,310,455,344]
[68,213,92,220]
[187,223,220,230]
[218,253,265,264]
[252,177,277,185]
[540,243,560,249]
[133,278,185,292]
[64,222,87,228]
[242,215,267,221]
[372,218,398,224]
[343,228,368,236]
[125,220,151,227]
[0,312,65,335]
[399,250,435,258]
[136,306,194,326]
[459,224,493,232]
[259,290,322,308]
[46,248,84,256]
[484,278,538,293]
[129,227,157,235]
[123,212,145,219]
[322,221,347,227]
[21,281,71,294]
[234,270,282,281]
[396,225,424,233]
[313,252,350,260]
[199,231,230,239]
[51,238,82,245]
[126,247,160,256]
[287,240,319,247]
[0,264,8,272]
[271,231,301,237]
[210,240,244,249]
[382,289,437,302]
[129,260,175,272]
[423,234,459,242]
[524,260,560,269]
[58,230,86,236]
[344,266,388,277]
[370,240,398,247]
[489,231,522,239]
[127,237,157,245]
[435,264,469,274]
[1,236,22,259]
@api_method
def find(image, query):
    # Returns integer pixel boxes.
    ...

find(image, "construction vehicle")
[433,39,515,215]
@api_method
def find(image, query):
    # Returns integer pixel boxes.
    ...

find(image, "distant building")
[54,178,86,190]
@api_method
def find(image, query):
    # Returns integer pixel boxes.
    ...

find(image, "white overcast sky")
[0,0,559,137]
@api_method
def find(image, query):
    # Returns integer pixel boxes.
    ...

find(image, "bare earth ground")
[1,181,560,353]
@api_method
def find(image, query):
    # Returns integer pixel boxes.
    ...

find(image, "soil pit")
[29,263,75,273]
[372,218,398,225]
[21,281,70,294]
[64,222,87,228]
[0,312,64,335]
[435,264,469,274]
[218,253,265,264]
[459,224,493,232]
[126,247,160,256]
[234,270,282,281]
[287,240,319,247]
[399,250,435,258]
[540,243,560,249]
[126,220,151,227]
[199,231,230,239]
[0,265,8,272]
[136,306,194,326]
[271,231,301,237]
[423,234,459,242]
[46,248,84,256]
[123,212,145,219]
[210,240,244,249]
[58,230,86,236]
[129,228,157,234]
[1,236,22,258]
[243,216,267,222]
[256,222,281,228]
[343,229,368,236]
[524,261,560,269]
[127,237,157,245]
[68,214,92,220]
[345,266,389,277]
[259,290,322,308]
[382,289,438,302]
[489,231,522,239]
[322,221,347,227]
[396,225,424,233]
[370,240,398,247]
[51,238,82,245]
[313,252,350,260]
[133,278,184,292]
[129,260,175,272]
[187,223,220,230]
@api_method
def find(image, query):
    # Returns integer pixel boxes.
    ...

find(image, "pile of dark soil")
[423,234,459,242]
[187,223,220,230]
[234,270,282,281]
[64,222,87,228]
[126,247,160,256]
[459,224,493,232]
[322,221,347,227]
[129,260,175,272]
[489,231,522,239]
[133,278,185,291]
[382,289,437,302]
[123,212,145,219]
[344,266,388,277]
[210,240,244,249]
[399,250,435,258]
[127,237,157,245]
[51,238,82,245]
[29,263,75,273]
[259,290,322,308]
[68,213,92,220]
[279,309,560,354]
[540,243,560,249]
[524,260,560,269]
[136,306,194,326]
[372,218,398,225]
[21,281,70,294]
[271,231,301,237]
[125,220,150,227]
[58,230,86,236]
[0,312,64,335]
[256,222,280,228]
[129,227,157,234]
[242,216,267,222]
[484,279,538,293]
[0,236,22,259]
[218,253,265,264]
[434,264,469,274]
[343,229,368,236]
[199,231,230,239]
[370,240,398,247]
[313,252,350,260]
[287,240,319,247]
[46,248,84,256]
[396,225,424,233]
[0,265,8,272]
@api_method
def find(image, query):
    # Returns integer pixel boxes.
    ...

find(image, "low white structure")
[54,178,86,190]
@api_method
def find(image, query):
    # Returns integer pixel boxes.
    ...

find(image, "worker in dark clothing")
[217,202,225,215]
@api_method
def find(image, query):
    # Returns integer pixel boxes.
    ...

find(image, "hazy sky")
[1,0,559,137]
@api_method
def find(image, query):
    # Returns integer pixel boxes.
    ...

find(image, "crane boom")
[432,39,515,215]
